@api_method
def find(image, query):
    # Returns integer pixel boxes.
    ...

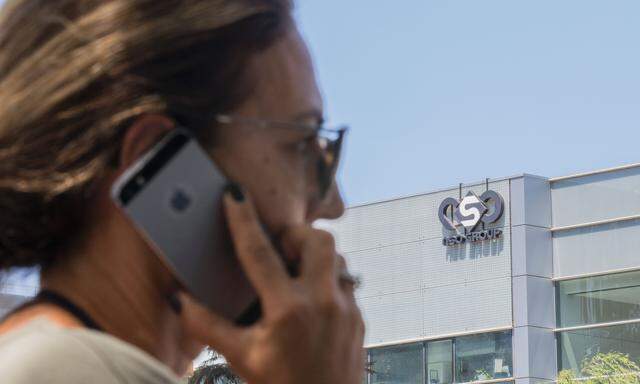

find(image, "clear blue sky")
[296,1,640,206]
[0,1,637,207]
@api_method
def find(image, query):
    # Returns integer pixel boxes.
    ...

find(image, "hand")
[179,186,365,384]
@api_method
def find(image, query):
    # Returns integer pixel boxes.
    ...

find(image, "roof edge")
[345,173,548,210]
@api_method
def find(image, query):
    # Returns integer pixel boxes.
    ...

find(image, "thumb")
[177,292,248,363]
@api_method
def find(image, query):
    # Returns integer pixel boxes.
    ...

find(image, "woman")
[0,1,365,383]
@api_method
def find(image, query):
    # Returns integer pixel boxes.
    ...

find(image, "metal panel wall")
[331,183,512,255]
[0,269,39,317]
[320,180,513,346]
[553,218,640,277]
[0,269,39,296]
[551,167,640,278]
[551,167,640,228]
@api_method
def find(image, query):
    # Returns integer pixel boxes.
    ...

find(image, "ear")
[118,114,175,170]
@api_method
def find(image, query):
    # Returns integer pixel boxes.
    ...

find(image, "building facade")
[321,163,640,384]
[0,270,37,319]
[1,163,640,384]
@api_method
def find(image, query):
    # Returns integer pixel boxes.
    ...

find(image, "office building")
[320,163,640,384]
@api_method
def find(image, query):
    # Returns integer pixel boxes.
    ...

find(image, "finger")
[303,230,338,288]
[353,304,366,342]
[279,225,309,265]
[281,226,337,288]
[337,256,360,294]
[223,185,290,301]
[178,292,248,364]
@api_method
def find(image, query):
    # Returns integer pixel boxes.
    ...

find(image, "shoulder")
[0,317,181,384]
[0,318,120,384]
[74,325,181,384]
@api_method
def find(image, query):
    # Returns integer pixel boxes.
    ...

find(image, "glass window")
[455,331,513,383]
[427,340,453,384]
[370,343,424,384]
[363,351,369,384]
[558,323,640,377]
[557,271,640,328]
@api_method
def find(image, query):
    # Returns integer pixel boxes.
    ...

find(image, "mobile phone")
[111,129,258,322]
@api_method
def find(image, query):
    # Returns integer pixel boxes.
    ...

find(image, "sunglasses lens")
[317,158,330,198]
[316,130,344,199]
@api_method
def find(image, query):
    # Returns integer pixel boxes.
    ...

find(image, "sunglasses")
[215,114,347,199]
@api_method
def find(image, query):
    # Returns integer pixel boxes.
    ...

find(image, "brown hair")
[0,0,292,269]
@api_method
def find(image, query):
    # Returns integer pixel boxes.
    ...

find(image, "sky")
[0,0,638,207]
[295,1,640,206]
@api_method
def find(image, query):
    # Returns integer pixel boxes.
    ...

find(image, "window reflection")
[365,331,513,384]
[559,323,640,376]
[427,340,453,384]
[370,343,423,384]
[557,271,640,328]
[455,332,513,383]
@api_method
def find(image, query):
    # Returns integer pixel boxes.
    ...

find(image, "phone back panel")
[112,134,255,320]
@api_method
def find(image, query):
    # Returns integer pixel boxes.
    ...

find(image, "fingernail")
[225,183,245,202]
[168,293,182,314]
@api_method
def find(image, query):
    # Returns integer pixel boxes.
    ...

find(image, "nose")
[311,181,345,221]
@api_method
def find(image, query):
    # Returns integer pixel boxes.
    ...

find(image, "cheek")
[246,154,309,230]
[261,156,282,198]
[212,141,312,231]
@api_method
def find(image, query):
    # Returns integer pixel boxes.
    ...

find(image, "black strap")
[27,289,103,331]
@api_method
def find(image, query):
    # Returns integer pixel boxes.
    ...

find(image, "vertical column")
[510,175,556,384]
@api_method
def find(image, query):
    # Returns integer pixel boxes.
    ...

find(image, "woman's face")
[208,27,345,236]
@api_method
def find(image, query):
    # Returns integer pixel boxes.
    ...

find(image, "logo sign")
[170,187,192,213]
[438,190,505,246]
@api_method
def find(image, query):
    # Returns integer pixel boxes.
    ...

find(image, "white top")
[0,317,181,384]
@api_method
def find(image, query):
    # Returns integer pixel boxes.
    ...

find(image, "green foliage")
[474,368,492,381]
[187,349,243,384]
[582,352,640,384]
[558,368,578,384]
[558,352,640,384]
